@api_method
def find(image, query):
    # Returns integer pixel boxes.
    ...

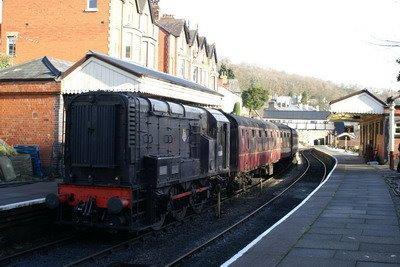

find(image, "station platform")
[0,181,57,211]
[224,146,400,267]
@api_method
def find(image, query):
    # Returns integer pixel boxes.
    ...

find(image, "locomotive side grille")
[128,104,137,147]
[70,104,117,168]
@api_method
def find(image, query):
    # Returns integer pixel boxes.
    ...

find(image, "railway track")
[165,149,329,266]
[0,151,313,266]
[61,160,295,267]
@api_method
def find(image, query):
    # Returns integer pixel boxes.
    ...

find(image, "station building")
[330,89,399,164]
[0,57,71,170]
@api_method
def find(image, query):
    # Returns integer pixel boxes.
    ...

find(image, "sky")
[160,0,400,91]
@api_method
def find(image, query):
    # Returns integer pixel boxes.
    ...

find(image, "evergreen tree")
[301,91,309,104]
[242,81,268,115]
[232,102,241,115]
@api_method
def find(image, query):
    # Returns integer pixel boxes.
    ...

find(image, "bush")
[0,54,11,69]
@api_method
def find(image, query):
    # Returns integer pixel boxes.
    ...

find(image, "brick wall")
[0,0,111,64]
[0,81,61,171]
[158,28,169,73]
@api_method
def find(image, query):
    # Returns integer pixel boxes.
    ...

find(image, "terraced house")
[0,0,159,69]
[157,14,218,90]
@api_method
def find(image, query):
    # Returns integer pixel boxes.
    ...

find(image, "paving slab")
[224,147,400,267]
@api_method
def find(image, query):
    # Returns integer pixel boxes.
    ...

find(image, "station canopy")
[329,89,387,122]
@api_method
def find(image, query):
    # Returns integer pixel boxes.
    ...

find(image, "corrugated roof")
[64,51,222,96]
[264,110,331,120]
[0,57,72,81]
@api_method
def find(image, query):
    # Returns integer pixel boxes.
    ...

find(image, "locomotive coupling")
[45,193,69,209]
[45,193,60,209]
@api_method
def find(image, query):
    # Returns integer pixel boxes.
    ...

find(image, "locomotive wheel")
[189,184,206,214]
[171,206,187,221]
[151,213,166,231]
[170,187,188,221]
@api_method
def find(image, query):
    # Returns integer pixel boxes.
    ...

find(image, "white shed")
[61,52,224,107]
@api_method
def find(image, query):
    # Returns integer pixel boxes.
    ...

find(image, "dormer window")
[87,0,98,11]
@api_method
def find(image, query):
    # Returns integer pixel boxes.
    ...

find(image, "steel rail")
[0,235,77,265]
[165,150,328,267]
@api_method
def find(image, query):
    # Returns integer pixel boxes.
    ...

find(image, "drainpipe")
[120,0,125,58]
[389,100,396,170]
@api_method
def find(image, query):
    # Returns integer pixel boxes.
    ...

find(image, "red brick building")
[0,0,110,64]
[0,0,159,68]
[0,57,71,171]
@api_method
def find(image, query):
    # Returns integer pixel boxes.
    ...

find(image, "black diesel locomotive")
[46,92,298,231]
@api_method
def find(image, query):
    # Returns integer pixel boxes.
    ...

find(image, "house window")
[132,34,141,63]
[142,13,149,33]
[395,122,400,137]
[7,36,16,57]
[193,67,199,83]
[125,46,131,58]
[124,32,133,59]
[212,76,217,90]
[87,0,98,10]
[125,3,134,24]
[179,59,185,78]
[148,43,155,69]
[142,41,149,66]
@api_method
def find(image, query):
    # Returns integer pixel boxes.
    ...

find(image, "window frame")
[395,121,400,137]
[7,36,16,57]
[125,45,131,59]
[86,0,98,11]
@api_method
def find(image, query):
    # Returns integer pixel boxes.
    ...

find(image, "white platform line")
[221,149,338,267]
[0,198,45,211]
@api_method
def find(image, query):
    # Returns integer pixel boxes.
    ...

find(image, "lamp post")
[387,95,400,170]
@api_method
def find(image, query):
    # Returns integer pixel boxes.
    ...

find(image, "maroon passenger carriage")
[227,115,298,188]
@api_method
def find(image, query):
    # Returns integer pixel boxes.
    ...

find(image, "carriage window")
[169,102,184,115]
[259,130,262,137]
[150,99,168,113]
[242,129,245,135]
[252,130,255,137]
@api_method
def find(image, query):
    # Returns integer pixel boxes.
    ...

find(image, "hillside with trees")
[221,60,359,110]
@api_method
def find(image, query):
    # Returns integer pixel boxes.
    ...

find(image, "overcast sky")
[160,0,400,91]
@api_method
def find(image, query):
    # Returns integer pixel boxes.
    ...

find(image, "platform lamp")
[387,93,400,170]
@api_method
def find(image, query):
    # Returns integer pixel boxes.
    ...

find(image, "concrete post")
[389,101,395,170]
